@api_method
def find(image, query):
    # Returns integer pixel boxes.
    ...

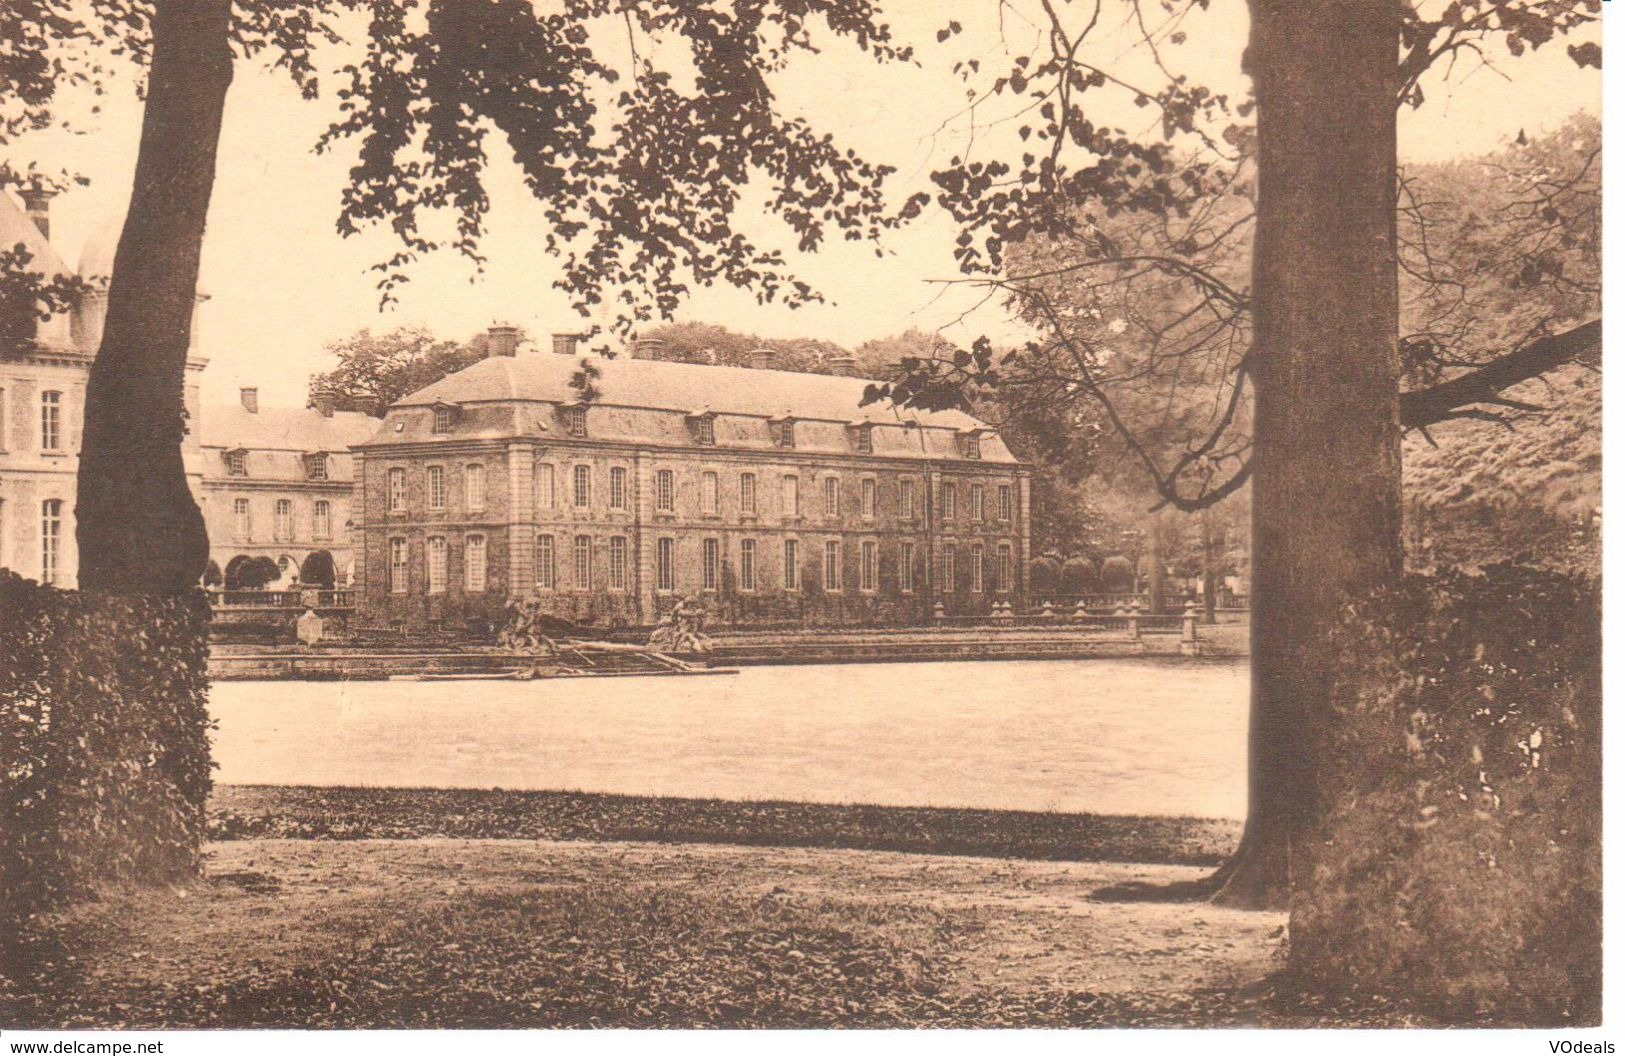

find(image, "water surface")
[210,658,1248,819]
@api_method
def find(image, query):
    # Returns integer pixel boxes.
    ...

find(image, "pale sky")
[9,0,1600,408]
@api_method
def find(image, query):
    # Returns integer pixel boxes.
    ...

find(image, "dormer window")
[849,423,874,454]
[431,403,459,434]
[771,415,796,449]
[959,429,983,460]
[561,403,588,438]
[304,453,330,481]
[224,449,249,477]
[688,411,717,446]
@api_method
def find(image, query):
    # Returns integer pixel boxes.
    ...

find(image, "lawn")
[5,837,1419,1029]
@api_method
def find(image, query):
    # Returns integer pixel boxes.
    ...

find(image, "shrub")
[1028,556,1061,594]
[1058,556,1098,594]
[1292,564,1601,1024]
[0,572,214,963]
[1099,555,1135,592]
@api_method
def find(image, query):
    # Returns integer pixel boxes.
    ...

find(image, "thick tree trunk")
[76,0,233,595]
[1215,0,1404,909]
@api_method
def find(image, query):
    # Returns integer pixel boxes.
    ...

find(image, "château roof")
[396,351,990,430]
[201,403,377,453]
[0,191,71,278]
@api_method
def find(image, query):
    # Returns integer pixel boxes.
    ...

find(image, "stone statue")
[496,597,555,656]
[647,596,713,655]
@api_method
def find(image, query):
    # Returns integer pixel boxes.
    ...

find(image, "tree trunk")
[1215,0,1404,909]
[1201,507,1218,625]
[76,0,233,595]
[1146,514,1165,614]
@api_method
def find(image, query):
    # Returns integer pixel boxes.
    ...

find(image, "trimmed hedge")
[1292,564,1601,1024]
[1,571,214,957]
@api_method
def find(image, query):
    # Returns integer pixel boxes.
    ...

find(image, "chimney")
[551,332,580,356]
[487,323,520,357]
[748,348,778,370]
[632,337,665,361]
[19,184,55,240]
[825,353,860,377]
[239,387,259,414]
[310,389,336,418]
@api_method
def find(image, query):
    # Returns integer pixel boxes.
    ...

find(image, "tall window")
[861,478,876,519]
[426,536,447,594]
[226,450,248,476]
[782,474,800,517]
[466,534,487,592]
[565,406,587,437]
[971,544,985,592]
[655,470,675,512]
[823,540,841,592]
[961,432,983,459]
[740,473,757,515]
[998,484,1013,520]
[609,536,627,590]
[313,500,332,540]
[574,534,592,589]
[536,463,556,511]
[940,482,957,519]
[900,479,915,520]
[388,467,406,512]
[739,539,756,591]
[861,540,877,592]
[941,547,956,593]
[304,454,329,481]
[823,477,839,517]
[784,539,801,591]
[900,541,916,593]
[997,543,1013,593]
[0,388,6,452]
[609,466,627,510]
[428,466,447,510]
[695,417,715,445]
[573,464,591,508]
[656,537,675,591]
[432,406,453,433]
[702,538,720,591]
[971,484,985,521]
[701,471,720,514]
[536,534,555,589]
[465,463,486,512]
[233,498,251,541]
[389,537,408,593]
[39,391,61,452]
[40,499,61,585]
[775,418,796,448]
[274,499,293,541]
[853,425,873,453]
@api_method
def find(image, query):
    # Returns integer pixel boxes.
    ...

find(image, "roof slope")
[0,192,70,277]
[201,404,378,452]
[398,352,992,431]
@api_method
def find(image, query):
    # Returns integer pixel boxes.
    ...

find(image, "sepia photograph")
[0,0,1606,1041]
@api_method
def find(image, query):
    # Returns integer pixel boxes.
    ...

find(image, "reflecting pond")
[210,658,1248,819]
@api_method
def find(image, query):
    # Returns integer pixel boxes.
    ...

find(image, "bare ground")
[2,837,1423,1029]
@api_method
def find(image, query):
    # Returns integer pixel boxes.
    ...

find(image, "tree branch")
[1399,318,1599,428]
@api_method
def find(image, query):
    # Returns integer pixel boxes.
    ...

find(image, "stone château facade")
[0,186,369,589]
[355,327,1031,632]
